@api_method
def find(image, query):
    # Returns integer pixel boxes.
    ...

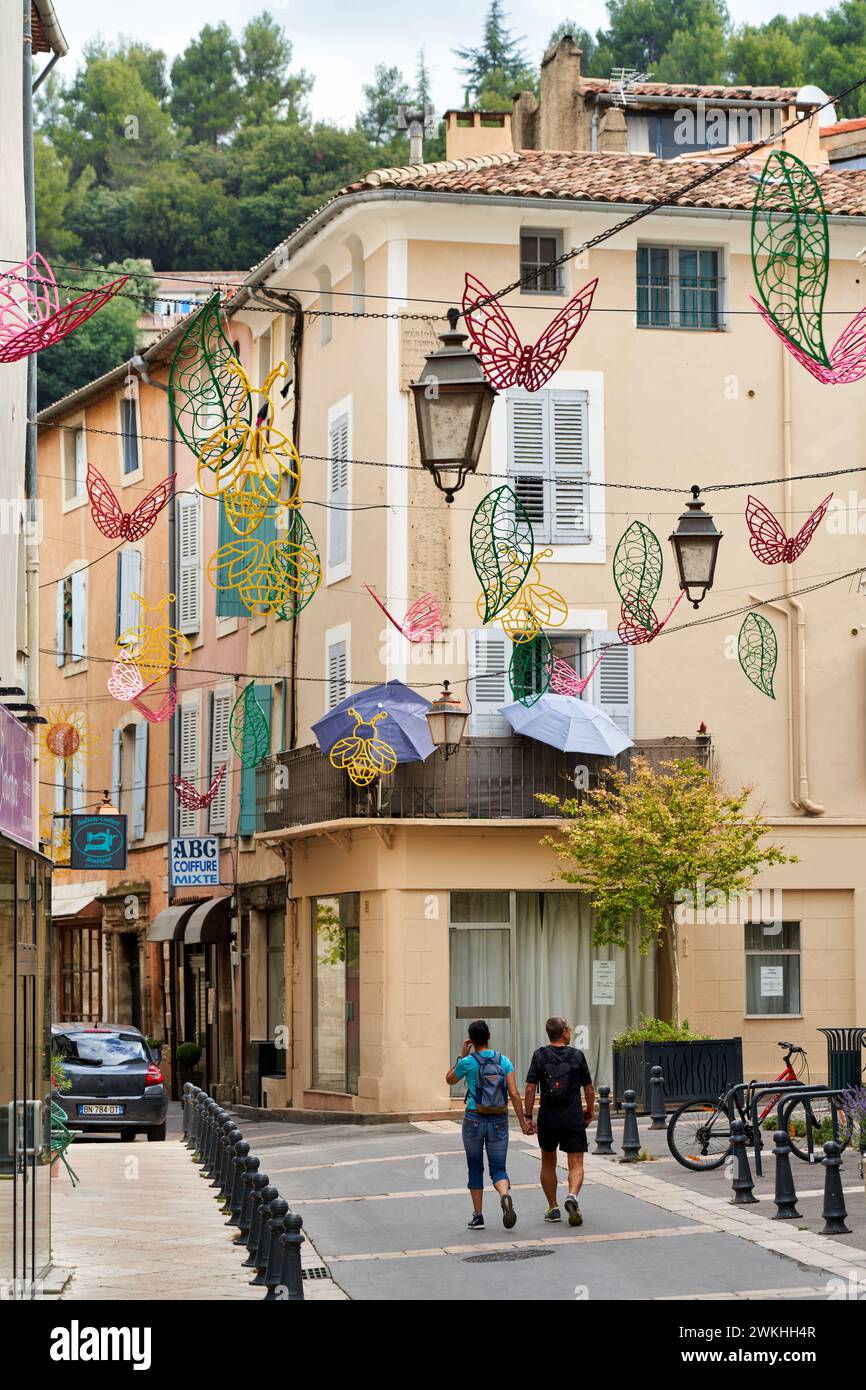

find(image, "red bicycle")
[667,1040,855,1171]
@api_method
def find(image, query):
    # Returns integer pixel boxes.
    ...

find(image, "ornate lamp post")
[426,681,470,760]
[669,486,723,608]
[410,309,496,503]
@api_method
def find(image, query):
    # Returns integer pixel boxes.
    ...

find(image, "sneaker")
[544,1206,561,1223]
[564,1195,583,1227]
[501,1193,517,1230]
[467,1212,485,1230]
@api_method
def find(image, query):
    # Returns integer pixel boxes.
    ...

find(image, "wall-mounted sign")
[0,704,34,847]
[170,836,220,888]
[592,960,616,1006]
[760,965,784,998]
[70,815,127,870]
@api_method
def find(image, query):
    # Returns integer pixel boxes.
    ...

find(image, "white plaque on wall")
[592,960,616,1005]
[760,965,784,997]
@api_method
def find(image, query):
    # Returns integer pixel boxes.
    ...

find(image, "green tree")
[454,0,536,106]
[170,22,241,144]
[357,64,412,146]
[238,10,313,126]
[540,758,794,1022]
[33,131,91,260]
[655,16,729,83]
[36,259,152,411]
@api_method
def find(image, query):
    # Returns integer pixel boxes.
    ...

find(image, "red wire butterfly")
[461,272,598,391]
[617,590,684,646]
[172,765,226,811]
[0,253,129,364]
[365,585,444,643]
[745,493,833,565]
[87,463,174,541]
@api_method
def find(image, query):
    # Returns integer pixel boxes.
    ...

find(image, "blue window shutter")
[132,722,148,840]
[111,729,122,809]
[56,580,66,666]
[238,684,272,836]
[71,569,86,660]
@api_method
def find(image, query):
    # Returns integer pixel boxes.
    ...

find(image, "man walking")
[446,1019,531,1231]
[524,1017,595,1226]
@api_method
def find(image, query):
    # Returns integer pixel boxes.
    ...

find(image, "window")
[267,910,286,1067]
[115,550,142,641]
[326,633,349,710]
[62,425,86,502]
[507,389,590,544]
[176,494,202,635]
[326,403,351,581]
[56,570,86,667]
[636,245,723,329]
[745,921,801,1016]
[176,702,201,836]
[520,230,563,293]
[120,396,140,474]
[257,328,272,386]
[207,690,232,834]
[216,496,276,618]
[311,894,359,1094]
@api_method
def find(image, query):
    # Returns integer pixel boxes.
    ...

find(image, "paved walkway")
[52,1123,344,1302]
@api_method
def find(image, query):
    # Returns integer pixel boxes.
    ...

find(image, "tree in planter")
[540,757,796,1023]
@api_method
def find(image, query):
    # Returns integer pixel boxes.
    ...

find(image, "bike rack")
[722,1081,804,1176]
[777,1087,849,1169]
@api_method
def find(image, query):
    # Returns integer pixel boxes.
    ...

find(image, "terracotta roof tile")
[581,80,800,102]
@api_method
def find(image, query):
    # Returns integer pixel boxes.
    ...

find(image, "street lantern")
[669,486,723,608]
[426,681,469,760]
[98,790,120,815]
[410,308,496,503]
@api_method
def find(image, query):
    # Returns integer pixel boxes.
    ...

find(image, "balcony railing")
[255,735,711,834]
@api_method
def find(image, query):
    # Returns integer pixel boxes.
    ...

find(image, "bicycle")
[666,1040,855,1171]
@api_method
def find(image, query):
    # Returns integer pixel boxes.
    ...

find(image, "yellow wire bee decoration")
[207,508,322,617]
[477,547,568,644]
[114,592,192,683]
[329,707,397,787]
[198,358,301,536]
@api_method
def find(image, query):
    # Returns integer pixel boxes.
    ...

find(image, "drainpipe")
[23,2,39,748]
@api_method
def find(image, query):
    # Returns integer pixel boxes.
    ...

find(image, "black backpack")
[539,1047,575,1105]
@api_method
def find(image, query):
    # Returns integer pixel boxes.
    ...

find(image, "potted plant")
[176,1041,203,1089]
[610,1014,743,1109]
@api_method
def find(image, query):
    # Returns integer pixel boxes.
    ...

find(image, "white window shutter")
[550,392,590,543]
[132,722,148,840]
[178,704,201,836]
[469,629,511,735]
[111,729,121,810]
[71,570,86,660]
[207,691,232,834]
[594,634,634,736]
[56,580,66,666]
[177,495,201,635]
[327,413,350,571]
[74,428,86,494]
[507,391,549,541]
[71,758,86,813]
[116,550,142,640]
[326,639,348,710]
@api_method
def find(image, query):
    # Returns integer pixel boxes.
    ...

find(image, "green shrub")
[611,1014,709,1052]
[176,1041,201,1068]
[50,1054,71,1093]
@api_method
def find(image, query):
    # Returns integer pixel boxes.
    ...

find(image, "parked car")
[51,1023,167,1141]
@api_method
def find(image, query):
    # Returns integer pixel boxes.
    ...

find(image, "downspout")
[23,1,39,737]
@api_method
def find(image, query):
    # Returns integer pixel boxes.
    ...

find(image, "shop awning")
[184,896,232,945]
[146,901,199,942]
[52,880,106,921]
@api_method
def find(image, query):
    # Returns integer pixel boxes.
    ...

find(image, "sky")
[56,1,838,129]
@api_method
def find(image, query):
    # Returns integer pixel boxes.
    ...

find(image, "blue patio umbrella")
[499,692,633,757]
[312,680,435,764]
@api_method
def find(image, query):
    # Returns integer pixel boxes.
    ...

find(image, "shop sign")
[0,704,34,847]
[70,815,128,870]
[170,836,220,887]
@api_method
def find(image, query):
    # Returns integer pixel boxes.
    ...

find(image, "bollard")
[233,1155,260,1243]
[191,1089,207,1156]
[213,1118,238,1191]
[273,1212,305,1302]
[730,1119,758,1204]
[821,1140,852,1235]
[203,1103,223,1176]
[771,1130,801,1220]
[649,1066,667,1130]
[249,1186,279,1286]
[210,1114,232,1189]
[198,1100,218,1169]
[185,1087,201,1150]
[240,1173,270,1263]
[182,1082,191,1140]
[223,1139,250,1222]
[593,1086,616,1155]
[262,1198,289,1299]
[620,1089,641,1162]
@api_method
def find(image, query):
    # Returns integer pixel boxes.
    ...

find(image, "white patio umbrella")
[499,692,634,757]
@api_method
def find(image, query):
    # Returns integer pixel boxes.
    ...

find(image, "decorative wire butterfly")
[617,590,684,645]
[172,765,226,811]
[329,708,397,787]
[548,649,608,696]
[461,272,598,391]
[0,253,129,363]
[86,463,174,541]
[365,586,444,643]
[107,654,177,723]
[745,493,833,565]
[482,547,568,644]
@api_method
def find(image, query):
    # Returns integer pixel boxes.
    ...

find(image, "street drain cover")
[463,1248,555,1264]
[302,1266,330,1280]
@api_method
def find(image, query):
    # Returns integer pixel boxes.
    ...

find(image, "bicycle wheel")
[784,1097,853,1161]
[667,1099,733,1170]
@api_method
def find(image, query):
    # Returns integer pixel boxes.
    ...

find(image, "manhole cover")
[463,1248,555,1264]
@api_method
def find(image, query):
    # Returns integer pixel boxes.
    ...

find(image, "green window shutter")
[238,684,273,836]
[216,497,279,618]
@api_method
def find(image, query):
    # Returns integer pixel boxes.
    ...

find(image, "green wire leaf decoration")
[471,485,535,623]
[271,510,323,620]
[613,521,663,634]
[751,151,830,367]
[738,612,777,700]
[509,631,552,707]
[169,291,252,460]
[230,683,271,768]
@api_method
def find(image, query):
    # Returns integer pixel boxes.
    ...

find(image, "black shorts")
[536,1122,588,1155]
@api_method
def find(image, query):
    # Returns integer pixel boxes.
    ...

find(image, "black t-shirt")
[526,1046,593,1128]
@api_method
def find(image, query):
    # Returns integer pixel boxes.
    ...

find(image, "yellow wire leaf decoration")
[478,547,568,644]
[198,358,301,533]
[329,707,397,787]
[114,592,192,683]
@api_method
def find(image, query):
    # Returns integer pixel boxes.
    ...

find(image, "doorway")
[311,894,360,1094]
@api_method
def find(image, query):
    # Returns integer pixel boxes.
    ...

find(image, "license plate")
[77,1104,125,1116]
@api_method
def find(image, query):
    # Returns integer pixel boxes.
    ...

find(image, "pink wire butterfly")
[751,296,866,386]
[365,585,444,643]
[107,654,177,724]
[548,648,608,696]
[461,272,598,391]
[172,765,226,811]
[745,492,833,565]
[0,253,129,363]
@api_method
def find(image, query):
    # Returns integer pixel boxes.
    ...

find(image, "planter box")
[612,1037,743,1110]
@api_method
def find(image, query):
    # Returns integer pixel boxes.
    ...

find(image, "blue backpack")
[472,1051,508,1115]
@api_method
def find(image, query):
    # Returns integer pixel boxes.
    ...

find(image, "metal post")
[729,1119,758,1204]
[820,1140,851,1235]
[249,1187,279,1286]
[274,1212,305,1302]
[233,1155,260,1243]
[593,1085,616,1155]
[620,1089,641,1162]
[223,1138,250,1221]
[241,1174,270,1265]
[649,1065,667,1129]
[262,1198,289,1299]
[771,1130,801,1219]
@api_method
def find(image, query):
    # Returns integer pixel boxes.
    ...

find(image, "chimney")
[779,102,828,165]
[444,110,513,161]
[539,36,584,151]
[598,107,628,153]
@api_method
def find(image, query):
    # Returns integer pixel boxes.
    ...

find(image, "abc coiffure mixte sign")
[0,703,34,848]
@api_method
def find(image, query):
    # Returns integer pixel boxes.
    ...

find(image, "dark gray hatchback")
[52,1023,167,1140]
